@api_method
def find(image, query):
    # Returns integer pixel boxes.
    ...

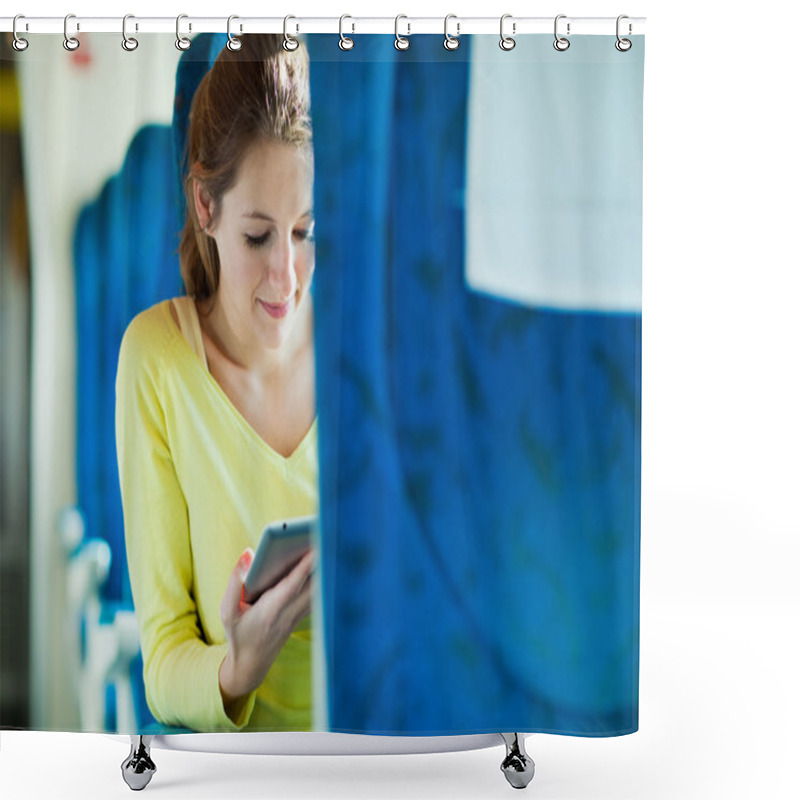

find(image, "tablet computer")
[243,515,317,605]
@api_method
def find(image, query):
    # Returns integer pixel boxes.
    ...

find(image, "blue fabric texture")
[309,34,642,735]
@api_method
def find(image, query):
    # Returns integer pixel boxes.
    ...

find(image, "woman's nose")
[266,235,296,297]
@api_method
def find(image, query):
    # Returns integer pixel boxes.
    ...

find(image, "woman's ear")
[193,177,215,234]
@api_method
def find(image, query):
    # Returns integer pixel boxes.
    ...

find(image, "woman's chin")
[259,328,288,351]
[257,316,294,351]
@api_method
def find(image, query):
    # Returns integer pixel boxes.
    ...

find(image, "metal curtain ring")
[553,14,570,51]
[176,14,192,50]
[283,15,299,51]
[499,14,515,51]
[615,15,632,51]
[444,14,460,51]
[12,15,29,51]
[227,15,242,51]
[63,13,80,51]
[122,14,139,51]
[339,14,354,50]
[394,15,410,50]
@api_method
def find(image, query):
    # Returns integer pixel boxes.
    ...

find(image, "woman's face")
[203,139,315,355]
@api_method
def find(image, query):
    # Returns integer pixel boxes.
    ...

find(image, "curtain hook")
[444,14,460,51]
[553,14,570,51]
[283,15,299,51]
[499,14,516,51]
[615,15,632,51]
[226,15,242,51]
[394,15,410,51]
[122,14,139,51]
[176,14,192,51]
[12,14,29,51]
[63,13,80,51]
[339,14,355,50]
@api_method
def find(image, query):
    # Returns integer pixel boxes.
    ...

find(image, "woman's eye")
[244,228,314,249]
[244,232,270,249]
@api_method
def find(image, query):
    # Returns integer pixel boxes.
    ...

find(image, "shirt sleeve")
[115,313,257,732]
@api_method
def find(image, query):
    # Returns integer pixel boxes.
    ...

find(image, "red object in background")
[71,37,92,67]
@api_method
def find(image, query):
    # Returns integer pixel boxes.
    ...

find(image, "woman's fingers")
[267,548,315,602]
[220,548,255,627]
[283,572,314,628]
[251,548,315,624]
[283,550,315,626]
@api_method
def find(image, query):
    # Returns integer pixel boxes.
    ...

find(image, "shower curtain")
[1,28,643,738]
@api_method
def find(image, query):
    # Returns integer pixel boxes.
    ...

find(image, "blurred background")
[0,29,31,731]
[1,30,188,733]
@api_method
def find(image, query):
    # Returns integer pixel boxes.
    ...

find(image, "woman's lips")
[259,299,291,319]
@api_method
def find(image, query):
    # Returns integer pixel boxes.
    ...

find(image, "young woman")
[116,34,317,732]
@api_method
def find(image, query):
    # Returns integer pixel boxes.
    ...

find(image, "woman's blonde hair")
[178,34,312,300]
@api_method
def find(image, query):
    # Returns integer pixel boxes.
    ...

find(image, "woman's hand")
[218,546,316,718]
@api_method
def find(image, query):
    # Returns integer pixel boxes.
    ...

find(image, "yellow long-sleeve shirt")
[115,297,316,732]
